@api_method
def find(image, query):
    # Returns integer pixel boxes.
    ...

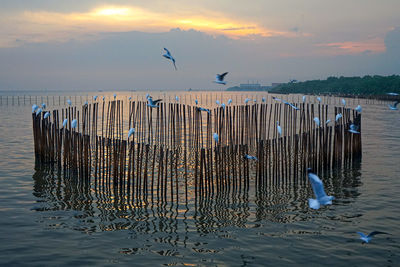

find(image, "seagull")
[355,105,362,113]
[349,123,360,134]
[386,92,399,96]
[227,99,232,105]
[253,99,257,103]
[272,96,282,102]
[146,93,150,99]
[316,97,321,102]
[307,168,334,210]
[277,121,282,136]
[35,108,42,116]
[175,96,179,102]
[213,133,219,143]
[84,101,88,106]
[41,103,46,109]
[214,72,228,85]
[302,95,306,102]
[221,103,226,109]
[314,117,320,127]
[195,99,198,105]
[71,119,77,129]
[325,119,331,125]
[335,113,343,122]
[67,99,72,106]
[113,94,117,100]
[197,107,211,114]
[388,101,399,110]
[32,104,39,113]
[245,98,251,104]
[216,100,220,105]
[94,95,98,101]
[262,97,266,103]
[102,96,105,101]
[162,48,177,70]
[62,119,68,127]
[147,97,162,108]
[128,128,135,139]
[282,100,299,110]
[342,98,346,107]
[356,231,389,244]
[129,96,132,100]
[44,112,50,119]
[245,155,258,160]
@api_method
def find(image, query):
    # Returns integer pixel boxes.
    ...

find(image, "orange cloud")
[316,38,386,55]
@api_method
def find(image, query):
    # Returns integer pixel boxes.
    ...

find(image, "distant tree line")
[270,75,400,95]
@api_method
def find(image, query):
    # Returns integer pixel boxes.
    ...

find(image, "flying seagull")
[349,123,360,134]
[162,48,177,70]
[245,155,258,160]
[272,96,282,102]
[128,128,135,139]
[357,231,389,244]
[147,97,162,108]
[355,105,362,113]
[197,107,211,114]
[214,72,228,85]
[282,100,300,110]
[213,133,219,143]
[307,168,334,210]
[388,101,399,110]
[386,92,399,96]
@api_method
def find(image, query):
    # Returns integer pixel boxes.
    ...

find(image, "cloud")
[315,38,386,55]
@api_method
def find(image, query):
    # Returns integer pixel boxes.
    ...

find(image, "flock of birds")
[29,48,399,243]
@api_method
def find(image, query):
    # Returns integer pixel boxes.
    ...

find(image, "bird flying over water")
[32,104,39,113]
[355,105,362,113]
[282,100,300,110]
[147,97,162,108]
[128,128,135,139]
[388,101,399,110]
[357,231,389,244]
[245,155,258,160]
[162,48,177,70]
[307,168,334,210]
[213,133,219,143]
[214,72,228,85]
[314,117,320,127]
[71,119,77,129]
[277,121,282,136]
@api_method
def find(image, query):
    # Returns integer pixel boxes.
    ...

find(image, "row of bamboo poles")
[32,100,362,204]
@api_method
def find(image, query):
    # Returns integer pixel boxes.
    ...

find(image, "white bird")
[282,100,300,110]
[94,95,98,101]
[147,97,162,108]
[356,231,389,244]
[355,105,362,113]
[62,119,68,127]
[213,133,219,143]
[307,168,334,210]
[262,97,266,103]
[272,96,282,102]
[277,121,282,136]
[129,96,132,100]
[214,72,228,85]
[32,104,39,113]
[325,119,331,125]
[102,96,105,101]
[128,128,135,139]
[245,155,258,160]
[44,112,50,119]
[35,108,42,116]
[388,101,399,110]
[302,95,306,102]
[67,99,72,105]
[253,99,257,103]
[197,107,211,114]
[245,98,251,104]
[113,94,117,99]
[174,96,179,102]
[84,101,88,106]
[349,123,360,134]
[314,117,320,127]
[162,48,177,70]
[41,103,46,109]
[221,103,226,109]
[342,98,346,107]
[316,97,321,102]
[386,92,399,96]
[195,99,198,105]
[216,100,220,105]
[335,113,343,121]
[227,99,232,105]
[71,119,77,129]
[146,93,150,99]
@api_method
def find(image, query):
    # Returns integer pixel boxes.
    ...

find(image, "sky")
[0,0,399,91]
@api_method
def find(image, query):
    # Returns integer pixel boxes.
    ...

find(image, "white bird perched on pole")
[227,99,232,105]
[245,155,258,161]
[71,119,77,129]
[313,117,320,127]
[307,168,334,210]
[32,104,39,113]
[277,121,282,136]
[335,113,343,122]
[35,108,42,116]
[302,95,306,102]
[146,93,150,99]
[316,97,321,103]
[41,103,46,109]
[113,94,117,99]
[216,100,220,105]
[221,103,226,109]
[355,105,362,113]
[67,99,72,106]
[325,119,331,125]
[342,98,346,107]
[162,48,177,70]
[213,133,219,143]
[94,95,98,101]
[214,72,228,85]
[129,96,132,101]
[62,119,68,128]
[356,231,389,244]
[262,97,266,103]
[388,101,399,110]
[244,98,251,104]
[128,128,135,139]
[253,99,257,103]
[195,99,198,105]
[102,96,105,101]
[44,112,50,119]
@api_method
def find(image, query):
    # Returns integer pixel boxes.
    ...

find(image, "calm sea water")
[0,91,399,266]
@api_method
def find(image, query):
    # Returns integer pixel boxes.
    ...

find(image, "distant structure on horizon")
[226,81,278,91]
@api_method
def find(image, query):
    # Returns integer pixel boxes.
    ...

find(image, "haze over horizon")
[0,0,399,91]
